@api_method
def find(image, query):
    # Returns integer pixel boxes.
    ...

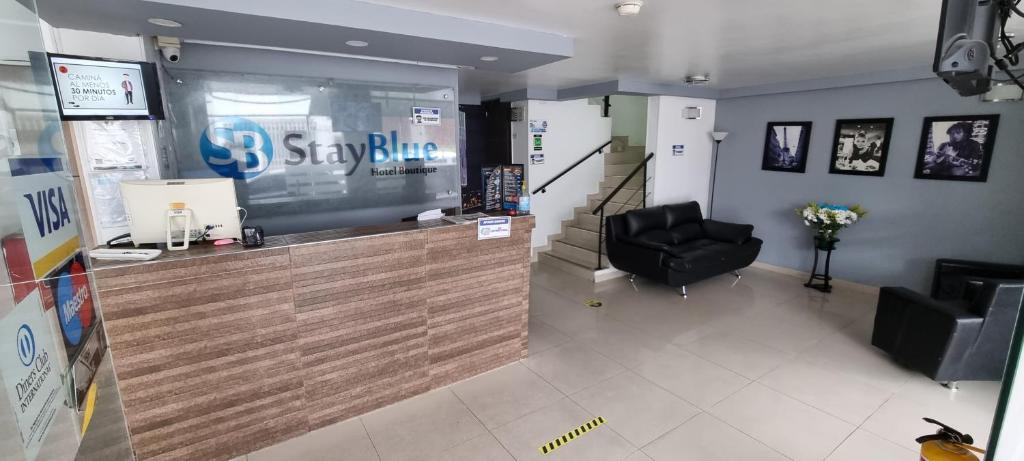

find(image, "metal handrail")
[593,152,655,270]
[531,140,612,194]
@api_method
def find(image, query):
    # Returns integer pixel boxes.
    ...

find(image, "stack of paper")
[417,209,444,221]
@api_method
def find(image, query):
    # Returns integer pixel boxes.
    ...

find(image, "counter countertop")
[91,214,532,271]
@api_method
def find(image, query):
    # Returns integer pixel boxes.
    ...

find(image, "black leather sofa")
[604,201,762,296]
[872,259,1024,387]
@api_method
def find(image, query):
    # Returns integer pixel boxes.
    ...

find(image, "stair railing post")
[642,159,648,208]
[596,207,605,270]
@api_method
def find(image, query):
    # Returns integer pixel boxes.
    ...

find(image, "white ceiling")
[358,0,1006,96]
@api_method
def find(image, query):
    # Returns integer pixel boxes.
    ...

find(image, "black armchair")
[872,259,1024,386]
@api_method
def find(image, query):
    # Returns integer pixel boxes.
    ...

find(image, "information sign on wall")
[0,290,64,461]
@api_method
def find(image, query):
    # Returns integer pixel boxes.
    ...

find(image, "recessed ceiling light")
[147,18,182,28]
[345,40,369,47]
[480,56,499,62]
[615,1,644,16]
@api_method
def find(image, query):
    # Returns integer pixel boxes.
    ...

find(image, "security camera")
[156,36,182,63]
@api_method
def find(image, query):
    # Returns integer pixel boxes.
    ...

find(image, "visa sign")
[11,173,81,279]
[200,117,442,179]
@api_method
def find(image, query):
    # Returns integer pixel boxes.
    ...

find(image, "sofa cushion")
[624,207,668,237]
[668,223,704,244]
[664,202,703,228]
[634,229,675,247]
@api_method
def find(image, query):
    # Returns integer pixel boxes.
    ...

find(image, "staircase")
[537,136,648,281]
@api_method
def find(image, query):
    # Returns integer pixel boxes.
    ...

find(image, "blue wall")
[713,78,1024,291]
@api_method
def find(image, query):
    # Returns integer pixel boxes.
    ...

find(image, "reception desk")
[91,216,534,461]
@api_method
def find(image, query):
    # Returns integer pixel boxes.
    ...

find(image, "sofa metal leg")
[676,286,687,298]
[628,274,638,292]
[942,381,960,391]
[731,270,742,279]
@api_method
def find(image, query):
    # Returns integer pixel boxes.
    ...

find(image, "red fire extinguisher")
[917,418,986,461]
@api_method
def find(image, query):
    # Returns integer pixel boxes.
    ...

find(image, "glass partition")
[1,1,130,460]
[162,69,460,236]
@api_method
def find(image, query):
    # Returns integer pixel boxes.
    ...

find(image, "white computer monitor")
[120,178,242,245]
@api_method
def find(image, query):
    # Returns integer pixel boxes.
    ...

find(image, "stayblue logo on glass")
[199,117,441,180]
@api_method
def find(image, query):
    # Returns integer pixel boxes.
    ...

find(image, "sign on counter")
[412,107,441,125]
[478,216,511,240]
[0,290,64,461]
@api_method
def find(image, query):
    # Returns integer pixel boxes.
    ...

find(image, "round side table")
[805,236,838,293]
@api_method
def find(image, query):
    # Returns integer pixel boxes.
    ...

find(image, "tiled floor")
[241,265,1002,461]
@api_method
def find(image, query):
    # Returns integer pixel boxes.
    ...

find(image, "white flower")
[804,220,810,226]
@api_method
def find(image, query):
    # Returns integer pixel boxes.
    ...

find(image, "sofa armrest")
[874,286,983,380]
[932,259,1024,300]
[702,220,753,245]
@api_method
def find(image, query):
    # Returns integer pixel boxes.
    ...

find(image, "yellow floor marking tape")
[80,382,97,437]
[538,416,606,455]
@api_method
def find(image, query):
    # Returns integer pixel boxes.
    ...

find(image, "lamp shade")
[711,131,729,142]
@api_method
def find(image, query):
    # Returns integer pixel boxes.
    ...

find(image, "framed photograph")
[915,115,999,182]
[762,122,812,173]
[828,118,894,176]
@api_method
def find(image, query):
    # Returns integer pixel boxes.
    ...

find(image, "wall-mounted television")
[47,53,165,121]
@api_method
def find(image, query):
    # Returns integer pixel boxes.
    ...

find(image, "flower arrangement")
[797,202,867,241]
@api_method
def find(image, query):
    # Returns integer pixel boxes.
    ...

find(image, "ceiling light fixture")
[345,40,368,47]
[147,18,182,28]
[615,1,644,16]
[480,56,499,62]
[684,74,712,86]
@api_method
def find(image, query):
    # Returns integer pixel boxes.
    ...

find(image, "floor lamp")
[708,131,729,219]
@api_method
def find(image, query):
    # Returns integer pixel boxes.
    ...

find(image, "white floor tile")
[452,362,564,429]
[570,371,700,447]
[491,397,635,461]
[623,450,654,461]
[248,418,378,461]
[426,433,513,461]
[523,341,626,394]
[627,346,750,410]
[643,413,788,461]
[361,388,487,461]
[826,429,916,461]
[861,392,997,451]
[710,383,856,461]
[759,360,893,425]
[527,318,572,354]
[682,333,792,379]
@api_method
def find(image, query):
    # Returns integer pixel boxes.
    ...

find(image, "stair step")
[538,252,599,281]
[625,145,646,155]
[604,163,641,176]
[574,212,602,232]
[551,240,608,268]
[601,174,645,188]
[610,137,629,153]
[589,196,640,211]
[605,150,644,165]
[592,188,643,205]
[561,226,601,251]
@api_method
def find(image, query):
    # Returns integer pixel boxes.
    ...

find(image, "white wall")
[646,96,717,213]
[610,95,647,147]
[513,99,611,250]
[993,338,1024,461]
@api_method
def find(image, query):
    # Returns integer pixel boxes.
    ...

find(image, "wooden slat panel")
[90,216,534,461]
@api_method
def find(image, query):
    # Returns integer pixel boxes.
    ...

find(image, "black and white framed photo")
[762,121,812,173]
[828,118,894,176]
[915,114,1000,182]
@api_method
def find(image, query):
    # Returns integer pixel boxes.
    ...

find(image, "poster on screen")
[0,290,65,461]
[49,56,150,117]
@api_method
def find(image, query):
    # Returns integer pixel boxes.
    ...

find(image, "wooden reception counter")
[90,215,534,461]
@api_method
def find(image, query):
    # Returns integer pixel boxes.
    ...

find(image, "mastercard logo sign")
[55,260,95,346]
